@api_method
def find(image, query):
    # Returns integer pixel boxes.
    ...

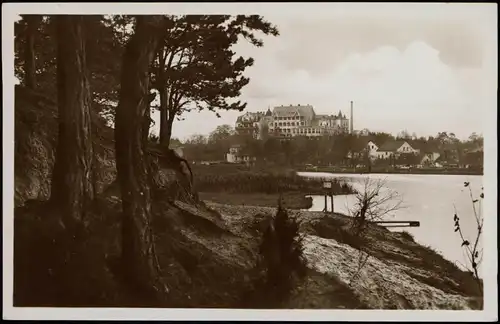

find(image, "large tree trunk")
[23,15,41,89]
[114,15,165,298]
[158,92,174,148]
[50,15,95,226]
[161,113,175,148]
[142,92,157,145]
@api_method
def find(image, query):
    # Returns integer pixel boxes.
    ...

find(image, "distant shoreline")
[298,168,483,176]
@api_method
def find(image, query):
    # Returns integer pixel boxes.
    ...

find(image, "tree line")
[15,14,278,297]
[177,124,484,167]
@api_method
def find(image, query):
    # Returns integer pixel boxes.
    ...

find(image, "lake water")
[297,172,484,274]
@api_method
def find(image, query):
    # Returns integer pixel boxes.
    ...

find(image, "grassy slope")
[198,192,313,210]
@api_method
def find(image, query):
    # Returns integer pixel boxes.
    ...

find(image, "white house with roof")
[375,140,420,159]
[365,140,379,159]
[347,139,379,161]
[225,144,256,165]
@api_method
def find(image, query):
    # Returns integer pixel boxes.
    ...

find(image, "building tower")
[350,101,354,134]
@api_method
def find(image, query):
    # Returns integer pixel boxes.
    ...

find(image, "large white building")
[235,104,351,139]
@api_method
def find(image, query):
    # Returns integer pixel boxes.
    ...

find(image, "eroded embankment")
[14,191,481,309]
[206,202,483,310]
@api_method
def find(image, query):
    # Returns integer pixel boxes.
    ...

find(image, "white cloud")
[151,13,490,142]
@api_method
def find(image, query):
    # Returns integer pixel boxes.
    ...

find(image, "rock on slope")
[14,85,178,207]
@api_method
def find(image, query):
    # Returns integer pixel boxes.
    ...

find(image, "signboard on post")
[322,181,334,213]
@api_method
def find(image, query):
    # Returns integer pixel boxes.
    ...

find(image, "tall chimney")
[350,101,354,134]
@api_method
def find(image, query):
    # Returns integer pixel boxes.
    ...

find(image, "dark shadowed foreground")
[13,86,482,309]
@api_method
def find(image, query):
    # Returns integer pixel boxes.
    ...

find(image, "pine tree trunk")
[164,116,175,148]
[24,15,41,89]
[158,94,173,148]
[143,106,152,145]
[114,15,165,298]
[50,15,95,226]
[159,95,168,145]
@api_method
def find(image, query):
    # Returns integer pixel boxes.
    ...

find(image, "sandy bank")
[206,202,482,309]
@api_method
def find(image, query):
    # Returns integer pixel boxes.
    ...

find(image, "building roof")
[236,111,265,123]
[351,137,378,152]
[316,114,346,120]
[378,140,407,152]
[273,104,315,119]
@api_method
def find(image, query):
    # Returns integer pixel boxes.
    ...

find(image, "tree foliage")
[14,15,127,121]
[151,14,279,145]
[208,124,235,144]
[181,122,485,169]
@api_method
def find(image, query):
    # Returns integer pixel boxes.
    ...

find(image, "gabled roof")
[273,104,315,119]
[351,137,378,152]
[236,111,265,123]
[378,140,407,152]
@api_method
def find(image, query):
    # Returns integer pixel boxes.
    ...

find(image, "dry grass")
[198,192,313,210]
[192,164,354,196]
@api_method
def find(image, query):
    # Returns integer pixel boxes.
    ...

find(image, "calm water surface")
[298,172,484,273]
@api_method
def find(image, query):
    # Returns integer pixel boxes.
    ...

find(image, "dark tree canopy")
[14,15,126,121]
[151,14,279,145]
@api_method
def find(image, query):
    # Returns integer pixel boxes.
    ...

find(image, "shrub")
[243,199,308,307]
[399,231,415,242]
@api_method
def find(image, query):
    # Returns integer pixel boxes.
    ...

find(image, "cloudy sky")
[8,3,495,141]
[148,3,496,141]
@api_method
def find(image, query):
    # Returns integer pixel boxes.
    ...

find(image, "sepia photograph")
[2,2,498,321]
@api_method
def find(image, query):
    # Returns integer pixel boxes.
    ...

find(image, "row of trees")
[178,124,484,167]
[15,14,279,297]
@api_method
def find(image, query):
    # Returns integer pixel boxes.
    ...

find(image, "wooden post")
[330,194,334,213]
[323,181,332,214]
